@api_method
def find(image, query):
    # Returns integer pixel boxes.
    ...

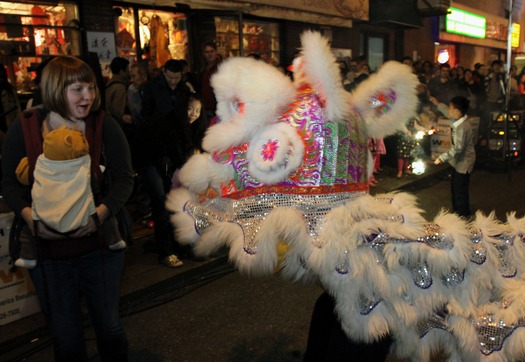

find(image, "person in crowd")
[509,64,519,101]
[346,58,359,84]
[198,41,220,121]
[433,96,475,218]
[401,55,413,68]
[127,61,152,222]
[472,62,486,85]
[170,92,208,190]
[146,58,162,80]
[135,58,191,268]
[179,58,198,93]
[336,59,352,89]
[460,68,483,116]
[0,63,21,134]
[450,67,458,81]
[515,65,525,108]
[456,65,465,80]
[371,137,386,176]
[427,62,465,105]
[105,56,131,132]
[481,60,506,140]
[1,55,133,361]
[419,60,434,84]
[187,92,207,154]
[346,56,369,92]
[246,52,262,60]
[141,59,189,121]
[395,119,418,178]
[127,61,148,126]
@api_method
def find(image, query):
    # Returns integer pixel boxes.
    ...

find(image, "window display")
[114,6,188,67]
[215,17,280,65]
[0,1,80,93]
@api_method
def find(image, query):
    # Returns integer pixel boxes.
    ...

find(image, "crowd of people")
[336,55,525,188]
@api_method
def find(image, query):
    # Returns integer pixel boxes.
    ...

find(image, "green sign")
[446,7,486,39]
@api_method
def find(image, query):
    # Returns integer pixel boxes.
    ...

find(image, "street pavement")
[4,158,525,361]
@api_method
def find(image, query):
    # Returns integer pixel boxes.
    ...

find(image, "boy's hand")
[434,158,442,165]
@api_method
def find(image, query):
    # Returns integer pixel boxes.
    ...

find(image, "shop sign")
[86,31,116,61]
[445,7,486,39]
[486,19,508,42]
[512,23,520,48]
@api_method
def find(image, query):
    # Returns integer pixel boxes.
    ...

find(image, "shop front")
[113,3,189,68]
[434,2,517,68]
[115,0,369,73]
[0,1,81,101]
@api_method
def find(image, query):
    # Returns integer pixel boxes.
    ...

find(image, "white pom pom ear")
[247,123,304,185]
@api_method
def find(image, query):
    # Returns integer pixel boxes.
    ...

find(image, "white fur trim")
[166,188,200,244]
[179,153,233,194]
[298,30,348,120]
[205,57,296,152]
[351,61,420,138]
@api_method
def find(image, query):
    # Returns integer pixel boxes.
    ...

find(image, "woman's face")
[188,98,202,124]
[66,81,96,121]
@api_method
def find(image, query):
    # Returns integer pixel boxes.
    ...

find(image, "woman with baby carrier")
[1,56,133,361]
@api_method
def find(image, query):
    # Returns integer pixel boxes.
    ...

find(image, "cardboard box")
[0,255,41,326]
[0,212,14,258]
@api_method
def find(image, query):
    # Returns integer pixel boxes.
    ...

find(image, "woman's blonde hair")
[41,56,101,117]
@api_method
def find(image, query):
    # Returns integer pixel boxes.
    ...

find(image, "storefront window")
[114,6,188,68]
[215,17,280,65]
[0,1,80,93]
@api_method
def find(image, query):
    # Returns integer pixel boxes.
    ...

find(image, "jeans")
[138,165,175,258]
[30,248,128,362]
[451,169,471,218]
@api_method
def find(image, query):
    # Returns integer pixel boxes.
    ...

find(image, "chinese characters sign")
[86,31,116,61]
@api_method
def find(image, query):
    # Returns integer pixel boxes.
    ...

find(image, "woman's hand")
[69,204,109,238]
[21,208,66,239]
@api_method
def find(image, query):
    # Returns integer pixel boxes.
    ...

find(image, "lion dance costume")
[167,32,525,362]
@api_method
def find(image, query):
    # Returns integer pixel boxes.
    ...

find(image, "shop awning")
[369,0,423,29]
[119,0,371,28]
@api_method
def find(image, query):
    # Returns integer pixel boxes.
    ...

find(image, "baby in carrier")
[14,125,126,268]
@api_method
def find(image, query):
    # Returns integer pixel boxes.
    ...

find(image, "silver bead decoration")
[184,191,366,256]
[409,260,433,289]
[335,249,349,274]
[470,233,487,265]
[417,223,453,249]
[494,234,517,278]
[476,315,525,356]
[440,267,465,290]
[358,291,381,315]
[418,310,448,338]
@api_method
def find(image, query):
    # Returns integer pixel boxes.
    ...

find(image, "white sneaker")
[14,258,37,269]
[108,240,127,251]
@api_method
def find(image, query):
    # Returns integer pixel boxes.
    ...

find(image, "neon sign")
[446,7,486,39]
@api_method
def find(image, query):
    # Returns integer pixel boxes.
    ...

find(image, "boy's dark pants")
[451,169,470,218]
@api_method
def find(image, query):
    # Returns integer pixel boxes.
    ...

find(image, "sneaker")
[14,258,37,269]
[161,254,184,268]
[108,240,127,251]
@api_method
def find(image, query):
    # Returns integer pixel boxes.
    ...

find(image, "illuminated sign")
[446,7,486,39]
[512,23,520,48]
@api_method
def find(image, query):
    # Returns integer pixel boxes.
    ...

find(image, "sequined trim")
[225,184,369,200]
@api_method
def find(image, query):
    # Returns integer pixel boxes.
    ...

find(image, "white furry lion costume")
[167,31,525,361]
